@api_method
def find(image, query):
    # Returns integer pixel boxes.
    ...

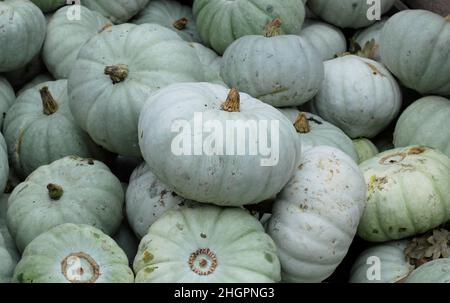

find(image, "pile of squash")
[0,0,449,283]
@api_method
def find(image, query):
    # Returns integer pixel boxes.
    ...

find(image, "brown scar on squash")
[366,62,385,76]
[98,23,113,33]
[379,147,426,165]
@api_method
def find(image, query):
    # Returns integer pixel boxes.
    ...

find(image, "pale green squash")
[82,0,149,24]
[0,194,19,283]
[68,23,208,157]
[133,0,201,42]
[0,0,46,72]
[406,259,450,283]
[193,0,305,54]
[189,42,225,86]
[6,156,124,251]
[43,5,112,79]
[394,96,450,158]
[134,204,280,283]
[13,223,134,283]
[380,10,450,95]
[0,77,15,130]
[3,80,106,179]
[358,146,450,242]
[30,0,66,12]
[353,138,379,164]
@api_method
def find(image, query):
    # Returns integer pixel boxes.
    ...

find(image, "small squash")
[82,0,149,24]
[353,138,379,164]
[0,77,15,130]
[3,80,106,179]
[138,83,300,206]
[43,5,112,79]
[193,0,305,54]
[310,55,402,138]
[30,0,66,12]
[380,10,450,95]
[133,0,200,42]
[68,23,208,157]
[6,156,124,251]
[13,223,134,283]
[134,204,281,282]
[126,163,186,239]
[221,19,324,107]
[394,96,450,158]
[358,146,450,242]
[0,0,46,72]
[267,146,366,282]
[280,108,358,162]
[307,0,396,29]
[0,195,19,283]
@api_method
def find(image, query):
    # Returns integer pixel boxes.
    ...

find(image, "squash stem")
[221,88,240,112]
[40,86,59,115]
[47,183,64,200]
[173,17,188,30]
[264,18,282,37]
[446,14,450,22]
[294,113,311,133]
[104,64,129,84]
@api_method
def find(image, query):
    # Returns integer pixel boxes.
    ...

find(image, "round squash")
[138,83,300,206]
[133,0,200,42]
[126,162,186,239]
[358,146,450,242]
[394,96,450,158]
[406,259,450,283]
[134,204,281,283]
[0,0,46,72]
[352,20,387,61]
[43,5,112,79]
[349,241,413,283]
[0,194,19,283]
[0,77,15,130]
[300,19,347,61]
[280,108,358,162]
[310,55,402,138]
[3,80,106,179]
[13,223,134,283]
[353,138,379,164]
[307,0,396,29]
[68,23,208,157]
[6,156,124,251]
[30,0,65,12]
[82,0,149,24]
[220,22,324,107]
[267,146,366,282]
[193,0,305,54]
[380,10,450,96]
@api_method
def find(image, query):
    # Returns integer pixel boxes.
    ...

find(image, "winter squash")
[280,108,359,162]
[221,19,324,107]
[394,96,450,158]
[310,55,402,138]
[133,0,201,42]
[0,195,19,283]
[134,204,281,282]
[380,10,450,96]
[353,138,379,164]
[82,0,149,24]
[189,43,225,86]
[30,0,65,12]
[349,241,413,283]
[43,5,112,79]
[3,80,106,179]
[300,19,347,61]
[113,220,139,265]
[406,259,450,283]
[18,73,54,95]
[0,77,15,130]
[126,163,186,239]
[307,0,396,29]
[138,83,300,206]
[267,146,366,282]
[358,146,450,242]
[6,156,124,251]
[68,23,208,157]
[193,0,306,54]
[0,0,46,72]
[352,20,387,61]
[13,223,134,283]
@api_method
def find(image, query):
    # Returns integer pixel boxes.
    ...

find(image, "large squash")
[134,204,280,282]
[267,146,366,282]
[6,156,124,251]
[138,83,300,206]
